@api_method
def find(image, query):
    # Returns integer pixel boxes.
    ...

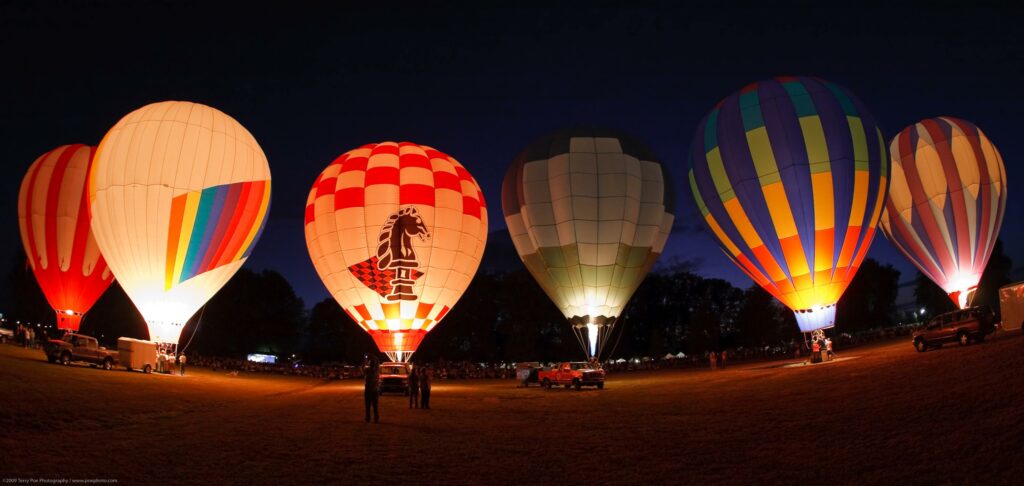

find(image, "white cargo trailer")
[998,282,1024,331]
[118,337,157,373]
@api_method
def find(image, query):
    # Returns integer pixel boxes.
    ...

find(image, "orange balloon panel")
[304,142,488,361]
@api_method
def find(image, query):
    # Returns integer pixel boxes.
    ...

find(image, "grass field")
[1,333,1021,484]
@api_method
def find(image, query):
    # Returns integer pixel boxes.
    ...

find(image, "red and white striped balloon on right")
[880,117,1007,309]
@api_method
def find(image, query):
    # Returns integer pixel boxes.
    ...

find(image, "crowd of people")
[0,319,920,380]
[8,323,48,349]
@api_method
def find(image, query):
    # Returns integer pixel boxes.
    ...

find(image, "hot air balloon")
[305,142,488,362]
[17,145,113,331]
[89,101,271,348]
[880,117,1007,309]
[501,128,675,359]
[688,76,889,333]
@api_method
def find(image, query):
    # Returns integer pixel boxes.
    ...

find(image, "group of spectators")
[170,324,930,380]
[8,323,47,349]
[188,354,364,380]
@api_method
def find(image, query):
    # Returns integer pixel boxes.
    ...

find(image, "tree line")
[3,241,1013,364]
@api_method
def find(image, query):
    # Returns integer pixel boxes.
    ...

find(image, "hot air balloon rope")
[603,318,627,362]
[179,305,206,353]
[570,327,588,357]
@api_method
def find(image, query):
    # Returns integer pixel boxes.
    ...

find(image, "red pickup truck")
[44,333,118,370]
[538,362,605,390]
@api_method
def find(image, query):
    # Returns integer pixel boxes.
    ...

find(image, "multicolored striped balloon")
[89,101,271,345]
[305,142,488,362]
[18,145,113,331]
[880,117,1007,309]
[689,77,889,332]
[502,128,675,359]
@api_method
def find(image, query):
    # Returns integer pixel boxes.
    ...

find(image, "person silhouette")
[408,367,420,409]
[364,355,380,423]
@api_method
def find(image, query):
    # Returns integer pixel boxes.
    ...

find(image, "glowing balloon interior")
[502,128,675,359]
[305,142,488,362]
[18,145,113,331]
[688,77,889,333]
[880,117,1007,309]
[89,101,271,345]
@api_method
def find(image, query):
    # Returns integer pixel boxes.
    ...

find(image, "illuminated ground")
[1,333,1021,484]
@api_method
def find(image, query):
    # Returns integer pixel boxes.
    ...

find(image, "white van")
[118,337,158,373]
[999,282,1024,331]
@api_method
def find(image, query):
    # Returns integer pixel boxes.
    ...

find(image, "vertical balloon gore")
[18,144,114,332]
[689,77,889,333]
[90,101,272,345]
[880,117,1007,310]
[502,128,675,359]
[305,142,488,362]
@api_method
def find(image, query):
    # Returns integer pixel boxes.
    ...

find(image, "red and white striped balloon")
[880,117,1007,308]
[17,144,113,330]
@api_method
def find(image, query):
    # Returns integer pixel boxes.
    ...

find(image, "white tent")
[663,353,675,360]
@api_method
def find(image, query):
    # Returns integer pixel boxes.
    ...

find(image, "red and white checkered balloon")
[304,142,488,361]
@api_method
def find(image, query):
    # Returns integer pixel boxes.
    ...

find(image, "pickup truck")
[44,333,118,370]
[379,362,412,395]
[912,306,995,352]
[538,362,605,390]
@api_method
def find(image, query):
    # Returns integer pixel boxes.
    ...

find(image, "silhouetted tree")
[304,298,377,364]
[972,239,1012,316]
[4,248,52,326]
[734,285,796,347]
[81,282,148,344]
[836,258,900,332]
[913,271,956,320]
[183,269,305,357]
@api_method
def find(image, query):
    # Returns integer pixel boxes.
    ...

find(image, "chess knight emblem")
[348,207,431,301]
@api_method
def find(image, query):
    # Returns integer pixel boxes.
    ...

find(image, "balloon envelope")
[305,142,488,362]
[501,128,675,358]
[18,144,113,331]
[880,117,1007,309]
[89,101,272,344]
[688,76,889,332]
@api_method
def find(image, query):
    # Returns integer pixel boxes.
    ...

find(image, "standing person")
[364,356,380,423]
[825,338,834,361]
[178,353,187,376]
[420,366,432,410]
[721,350,728,369]
[709,351,717,370]
[408,366,420,409]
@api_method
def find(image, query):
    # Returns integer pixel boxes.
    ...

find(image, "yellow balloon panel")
[90,101,272,344]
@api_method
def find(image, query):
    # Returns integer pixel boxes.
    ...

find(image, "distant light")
[920,307,926,315]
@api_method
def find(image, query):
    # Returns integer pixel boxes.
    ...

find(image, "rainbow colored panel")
[165,180,271,290]
[688,77,889,330]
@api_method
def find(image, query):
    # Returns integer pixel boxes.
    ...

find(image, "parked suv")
[44,333,118,369]
[912,306,995,352]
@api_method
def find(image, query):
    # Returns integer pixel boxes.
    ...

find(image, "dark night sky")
[2,2,1021,311]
